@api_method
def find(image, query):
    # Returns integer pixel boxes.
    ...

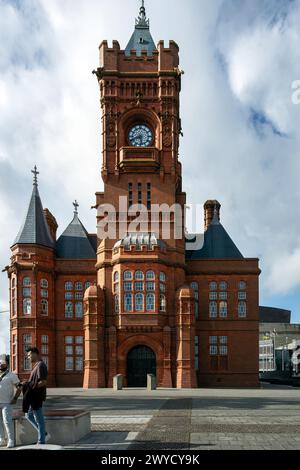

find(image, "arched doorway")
[127,345,156,387]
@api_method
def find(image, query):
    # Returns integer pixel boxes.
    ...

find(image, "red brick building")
[7,3,260,388]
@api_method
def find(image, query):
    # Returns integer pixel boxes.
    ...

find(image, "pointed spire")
[56,206,96,260]
[125,0,156,57]
[12,168,54,248]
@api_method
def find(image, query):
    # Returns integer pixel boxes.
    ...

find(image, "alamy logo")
[96,197,205,251]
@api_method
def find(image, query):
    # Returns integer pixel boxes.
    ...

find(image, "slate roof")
[56,213,96,259]
[13,184,54,249]
[125,2,156,56]
[186,212,243,260]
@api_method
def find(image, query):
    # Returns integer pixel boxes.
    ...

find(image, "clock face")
[128,124,153,147]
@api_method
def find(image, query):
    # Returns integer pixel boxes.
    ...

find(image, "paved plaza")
[2,384,300,450]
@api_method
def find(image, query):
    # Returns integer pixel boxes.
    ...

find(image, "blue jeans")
[25,406,46,444]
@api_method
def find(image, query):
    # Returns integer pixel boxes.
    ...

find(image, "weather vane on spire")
[73,200,79,215]
[31,165,39,186]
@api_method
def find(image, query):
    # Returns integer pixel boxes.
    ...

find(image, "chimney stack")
[43,209,58,241]
[204,200,221,231]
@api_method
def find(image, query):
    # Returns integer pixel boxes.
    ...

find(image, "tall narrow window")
[209,301,217,318]
[135,293,144,311]
[238,301,247,318]
[23,298,31,315]
[219,301,228,318]
[11,278,17,317]
[159,294,166,312]
[128,183,133,209]
[191,282,199,320]
[138,182,142,208]
[147,183,151,210]
[65,302,73,318]
[41,299,48,316]
[23,334,32,370]
[113,271,119,313]
[124,293,133,312]
[41,335,49,367]
[75,302,83,318]
[146,293,155,312]
[12,334,17,371]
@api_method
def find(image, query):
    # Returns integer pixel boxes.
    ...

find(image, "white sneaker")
[45,432,51,443]
[0,438,5,447]
[7,440,15,449]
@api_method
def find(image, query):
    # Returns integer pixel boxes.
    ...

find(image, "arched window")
[23,298,31,315]
[146,270,155,280]
[75,302,83,318]
[124,293,133,312]
[65,281,73,291]
[238,301,247,318]
[219,301,228,318]
[209,281,217,291]
[124,270,133,281]
[135,270,144,280]
[135,293,144,311]
[65,302,73,318]
[41,299,48,315]
[146,293,155,312]
[75,282,83,291]
[114,271,119,282]
[159,294,166,312]
[159,272,166,282]
[209,301,217,318]
[239,281,247,290]
[23,277,31,287]
[40,279,48,288]
[85,281,92,290]
[219,281,228,291]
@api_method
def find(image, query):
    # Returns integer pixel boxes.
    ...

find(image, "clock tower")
[83,1,197,389]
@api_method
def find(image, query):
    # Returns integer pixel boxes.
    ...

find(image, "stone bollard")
[147,374,156,391]
[113,374,123,391]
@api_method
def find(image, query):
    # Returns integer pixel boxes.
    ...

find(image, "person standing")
[22,348,50,445]
[0,358,22,448]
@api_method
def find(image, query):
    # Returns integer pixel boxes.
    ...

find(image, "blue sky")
[0,0,300,352]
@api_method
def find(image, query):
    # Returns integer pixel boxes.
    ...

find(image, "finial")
[31,165,39,186]
[73,200,79,215]
[136,0,149,27]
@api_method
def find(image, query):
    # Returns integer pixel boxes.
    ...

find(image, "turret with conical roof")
[12,166,54,249]
[56,201,96,259]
